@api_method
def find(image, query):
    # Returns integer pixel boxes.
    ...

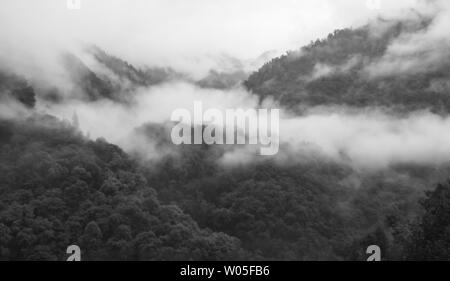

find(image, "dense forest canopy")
[244,17,450,114]
[0,116,248,260]
[0,113,448,260]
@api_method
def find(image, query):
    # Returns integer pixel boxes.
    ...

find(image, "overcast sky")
[0,0,425,75]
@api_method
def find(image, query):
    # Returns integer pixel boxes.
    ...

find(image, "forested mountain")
[57,46,248,104]
[1,114,446,260]
[0,116,247,260]
[61,49,183,103]
[245,18,450,113]
[86,45,186,88]
[132,121,449,260]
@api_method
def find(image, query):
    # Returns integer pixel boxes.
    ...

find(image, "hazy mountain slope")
[197,69,248,89]
[86,45,185,87]
[56,47,186,104]
[61,53,117,101]
[0,71,36,108]
[245,18,450,113]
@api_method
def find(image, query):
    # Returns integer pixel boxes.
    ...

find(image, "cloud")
[308,55,362,81]
[41,81,265,157]
[4,0,450,170]
[280,108,450,168]
[219,107,450,170]
[364,0,450,77]
[0,0,427,78]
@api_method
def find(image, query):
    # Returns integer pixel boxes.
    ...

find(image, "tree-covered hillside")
[0,115,248,260]
[2,114,447,260]
[245,18,450,113]
[136,121,450,260]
